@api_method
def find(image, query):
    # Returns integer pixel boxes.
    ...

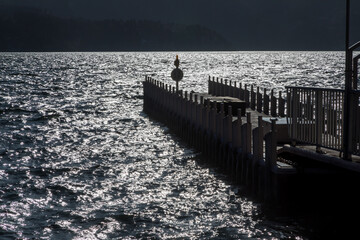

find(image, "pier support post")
[251,85,256,110]
[271,89,277,117]
[264,88,269,115]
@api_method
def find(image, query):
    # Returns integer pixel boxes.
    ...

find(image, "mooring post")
[236,109,242,148]
[239,83,244,100]
[264,88,269,115]
[258,116,264,160]
[245,84,249,104]
[233,81,237,98]
[194,95,199,127]
[199,96,204,130]
[246,112,252,154]
[215,77,218,94]
[224,79,228,96]
[270,119,277,169]
[227,105,233,143]
[203,99,209,131]
[228,80,231,96]
[270,89,276,117]
[278,91,285,117]
[210,103,216,137]
[184,91,188,121]
[257,86,262,113]
[179,90,184,118]
[219,103,225,141]
[220,78,224,96]
[208,76,212,94]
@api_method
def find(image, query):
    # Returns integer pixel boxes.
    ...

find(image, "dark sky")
[1,0,359,50]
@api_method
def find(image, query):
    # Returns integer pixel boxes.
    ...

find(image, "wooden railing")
[143,76,280,170]
[208,76,286,117]
[144,76,299,202]
[286,86,345,153]
[209,77,360,157]
[352,90,360,156]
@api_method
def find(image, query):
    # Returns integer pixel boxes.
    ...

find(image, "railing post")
[189,92,193,122]
[233,81,237,98]
[246,112,252,154]
[290,88,298,146]
[194,95,198,126]
[228,80,232,96]
[353,55,359,89]
[218,103,225,141]
[251,85,256,110]
[278,91,285,117]
[224,79,228,96]
[244,84,248,104]
[184,91,188,120]
[215,77,218,95]
[270,119,277,168]
[315,89,323,153]
[257,86,262,112]
[210,102,216,136]
[234,108,242,148]
[263,88,269,115]
[254,116,264,161]
[208,76,211,94]
[220,78,224,96]
[239,83,244,100]
[226,105,233,143]
[271,89,277,117]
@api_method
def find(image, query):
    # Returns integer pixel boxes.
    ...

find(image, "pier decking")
[143,76,360,204]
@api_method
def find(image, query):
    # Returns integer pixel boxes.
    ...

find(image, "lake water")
[0,52,349,239]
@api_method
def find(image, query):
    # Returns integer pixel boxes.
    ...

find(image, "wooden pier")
[143,76,360,205]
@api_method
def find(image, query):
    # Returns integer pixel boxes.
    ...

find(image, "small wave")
[0,230,19,240]
[0,149,7,155]
[3,192,20,201]
[119,118,133,123]
[29,112,61,122]
[133,95,144,100]
[49,67,77,71]
[0,107,36,114]
[9,72,38,77]
[46,185,77,197]
[112,214,135,225]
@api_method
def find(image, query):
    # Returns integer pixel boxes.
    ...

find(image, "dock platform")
[143,76,360,204]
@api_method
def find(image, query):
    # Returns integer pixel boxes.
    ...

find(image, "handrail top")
[285,86,344,92]
[354,53,360,61]
[349,41,360,51]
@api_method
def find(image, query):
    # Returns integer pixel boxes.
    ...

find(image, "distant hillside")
[0,7,231,51]
[1,0,360,50]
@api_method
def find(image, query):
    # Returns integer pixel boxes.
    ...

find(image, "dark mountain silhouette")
[1,0,359,51]
[0,7,230,52]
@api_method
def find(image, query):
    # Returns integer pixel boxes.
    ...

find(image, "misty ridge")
[0,6,230,52]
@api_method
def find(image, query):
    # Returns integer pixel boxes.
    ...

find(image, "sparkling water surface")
[0,52,346,239]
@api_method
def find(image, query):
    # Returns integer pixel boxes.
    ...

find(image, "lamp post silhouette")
[171,55,183,93]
